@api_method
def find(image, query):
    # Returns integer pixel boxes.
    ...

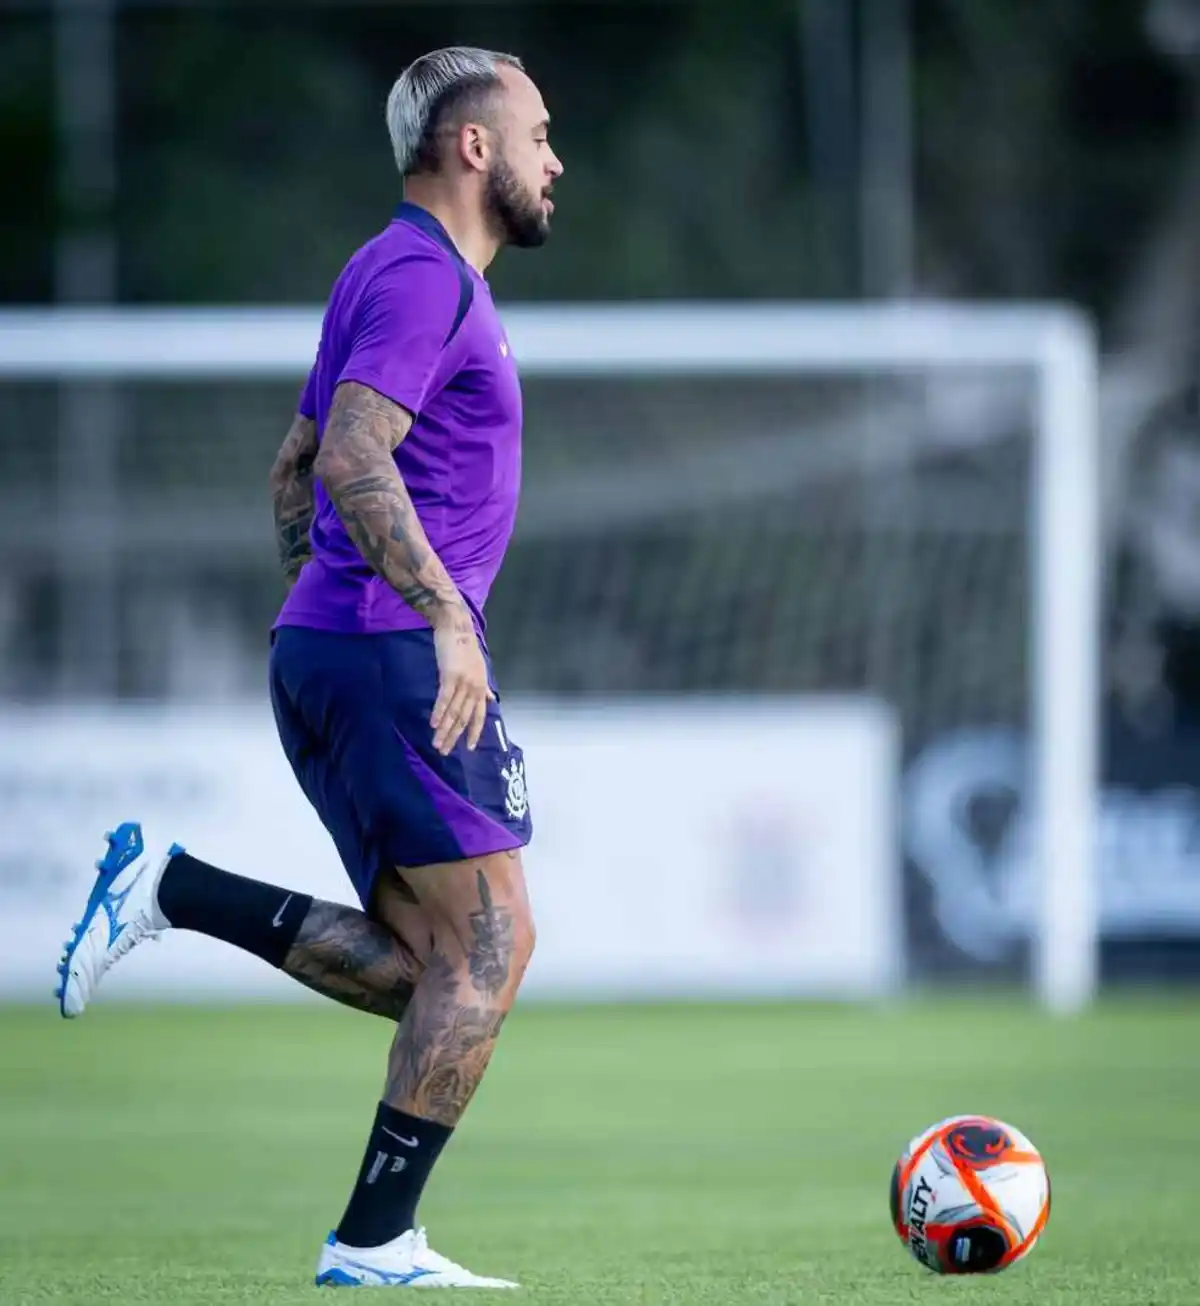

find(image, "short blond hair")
[386,46,524,177]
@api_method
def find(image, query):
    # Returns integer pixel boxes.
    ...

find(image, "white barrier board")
[0,698,900,1002]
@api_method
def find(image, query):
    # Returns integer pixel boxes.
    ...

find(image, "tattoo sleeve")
[283,900,423,1021]
[314,381,467,627]
[268,414,318,587]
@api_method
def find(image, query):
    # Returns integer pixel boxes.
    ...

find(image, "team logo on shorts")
[500,758,528,821]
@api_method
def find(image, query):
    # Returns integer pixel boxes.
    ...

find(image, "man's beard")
[485,154,551,249]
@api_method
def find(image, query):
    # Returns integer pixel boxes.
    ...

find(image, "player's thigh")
[402,849,535,993]
[343,629,533,878]
[271,654,436,967]
[269,633,375,891]
[273,626,533,931]
[271,626,417,903]
[370,867,436,969]
[271,629,432,936]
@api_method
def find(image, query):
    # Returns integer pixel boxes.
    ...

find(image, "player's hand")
[430,603,494,756]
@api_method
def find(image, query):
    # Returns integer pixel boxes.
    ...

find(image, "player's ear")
[460,123,488,173]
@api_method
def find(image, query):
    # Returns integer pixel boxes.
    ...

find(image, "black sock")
[335,1103,454,1248]
[156,852,312,969]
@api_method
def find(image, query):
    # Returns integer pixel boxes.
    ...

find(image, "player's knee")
[437,893,534,1004]
[475,894,534,993]
[404,850,535,999]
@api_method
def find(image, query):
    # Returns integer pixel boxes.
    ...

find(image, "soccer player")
[55,47,562,1289]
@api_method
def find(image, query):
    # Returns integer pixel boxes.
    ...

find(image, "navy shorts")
[268,626,532,906]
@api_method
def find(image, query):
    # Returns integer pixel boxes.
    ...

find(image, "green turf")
[1,995,1198,1303]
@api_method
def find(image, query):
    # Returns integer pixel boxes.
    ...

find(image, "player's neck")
[401,184,500,276]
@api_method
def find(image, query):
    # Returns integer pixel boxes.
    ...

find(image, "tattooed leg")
[282,869,432,1018]
[283,902,423,1020]
[154,851,426,1020]
[383,854,535,1126]
[319,855,532,1256]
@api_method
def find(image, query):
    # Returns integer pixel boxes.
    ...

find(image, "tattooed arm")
[314,381,492,755]
[268,413,318,588]
[313,382,459,619]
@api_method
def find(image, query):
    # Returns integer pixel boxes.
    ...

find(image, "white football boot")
[315,1228,519,1289]
[56,821,178,1019]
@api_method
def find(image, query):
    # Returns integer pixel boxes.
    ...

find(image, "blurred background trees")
[2,0,1197,341]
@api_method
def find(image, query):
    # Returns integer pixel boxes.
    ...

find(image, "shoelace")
[96,895,161,964]
[112,924,158,958]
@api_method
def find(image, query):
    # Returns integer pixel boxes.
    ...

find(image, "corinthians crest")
[500,757,528,821]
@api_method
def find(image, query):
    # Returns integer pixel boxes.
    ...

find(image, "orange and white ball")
[890,1115,1051,1274]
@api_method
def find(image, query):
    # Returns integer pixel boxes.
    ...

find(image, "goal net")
[0,303,1099,1011]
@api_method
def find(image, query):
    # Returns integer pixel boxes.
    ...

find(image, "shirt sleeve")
[336,253,463,418]
[297,361,317,419]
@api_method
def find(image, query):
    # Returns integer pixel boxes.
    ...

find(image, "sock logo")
[271,894,293,928]
[366,1151,409,1184]
[381,1127,420,1147]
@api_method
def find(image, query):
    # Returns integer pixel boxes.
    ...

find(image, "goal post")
[0,302,1100,1013]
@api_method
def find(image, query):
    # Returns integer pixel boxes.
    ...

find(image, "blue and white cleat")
[315,1229,518,1289]
[56,822,180,1019]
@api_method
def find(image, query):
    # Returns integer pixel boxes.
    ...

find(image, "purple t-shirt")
[275,203,523,640]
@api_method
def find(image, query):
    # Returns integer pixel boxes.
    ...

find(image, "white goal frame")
[0,302,1100,1013]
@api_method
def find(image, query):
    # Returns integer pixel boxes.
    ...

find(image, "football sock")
[335,1103,454,1247]
[155,852,312,968]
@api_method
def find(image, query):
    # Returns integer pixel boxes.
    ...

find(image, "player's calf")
[284,900,423,1020]
[157,851,426,1017]
[328,851,534,1255]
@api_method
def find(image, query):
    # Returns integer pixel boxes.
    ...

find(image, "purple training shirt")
[275,202,523,640]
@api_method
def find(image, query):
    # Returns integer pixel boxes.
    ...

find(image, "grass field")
[1,995,1198,1304]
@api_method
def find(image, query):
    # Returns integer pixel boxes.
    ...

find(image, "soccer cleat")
[315,1228,519,1289]
[55,822,181,1020]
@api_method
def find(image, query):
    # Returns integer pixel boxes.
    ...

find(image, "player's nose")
[546,149,564,179]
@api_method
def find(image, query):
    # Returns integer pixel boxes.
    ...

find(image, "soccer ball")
[889,1114,1050,1275]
